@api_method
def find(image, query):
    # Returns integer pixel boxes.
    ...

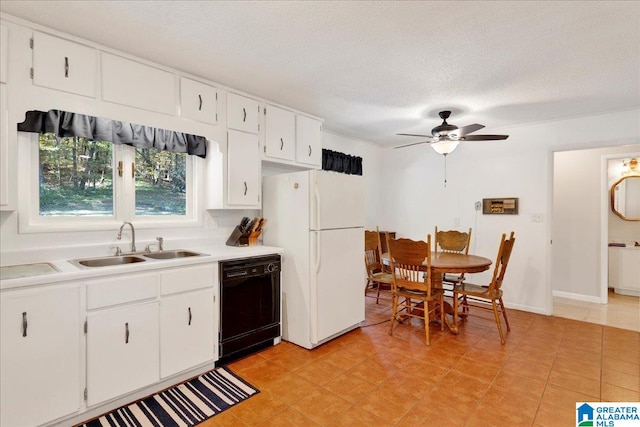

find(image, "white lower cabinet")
[160,288,215,378]
[86,301,160,406]
[0,285,81,427]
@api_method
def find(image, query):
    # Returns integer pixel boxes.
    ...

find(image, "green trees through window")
[134,147,186,216]
[39,134,113,216]
[38,134,187,217]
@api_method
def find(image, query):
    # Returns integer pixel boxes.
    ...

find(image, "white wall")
[552,146,640,300]
[322,131,383,229]
[380,109,640,314]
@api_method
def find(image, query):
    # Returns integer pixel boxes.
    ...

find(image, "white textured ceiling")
[1,1,639,146]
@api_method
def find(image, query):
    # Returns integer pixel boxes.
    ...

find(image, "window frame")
[18,132,202,234]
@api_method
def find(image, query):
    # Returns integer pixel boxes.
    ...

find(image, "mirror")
[611,175,640,221]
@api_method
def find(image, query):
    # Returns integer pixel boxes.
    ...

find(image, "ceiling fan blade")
[450,123,484,137]
[393,140,432,149]
[462,134,509,141]
[396,133,431,138]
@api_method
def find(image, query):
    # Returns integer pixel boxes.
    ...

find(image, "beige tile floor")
[553,290,640,332]
[201,294,640,426]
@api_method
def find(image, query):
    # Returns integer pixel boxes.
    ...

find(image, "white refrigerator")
[262,170,365,349]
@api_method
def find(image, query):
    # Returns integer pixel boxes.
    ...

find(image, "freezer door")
[310,171,364,230]
[311,228,365,344]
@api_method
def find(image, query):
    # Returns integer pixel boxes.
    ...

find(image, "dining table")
[381,251,492,334]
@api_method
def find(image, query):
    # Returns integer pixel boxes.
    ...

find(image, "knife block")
[225,226,248,247]
[225,226,261,246]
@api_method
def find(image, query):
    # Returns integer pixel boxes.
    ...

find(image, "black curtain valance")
[18,110,207,158]
[322,149,362,175]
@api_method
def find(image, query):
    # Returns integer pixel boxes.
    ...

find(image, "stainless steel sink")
[75,255,146,268]
[142,250,204,260]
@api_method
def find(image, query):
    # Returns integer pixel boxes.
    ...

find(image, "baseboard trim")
[552,290,602,304]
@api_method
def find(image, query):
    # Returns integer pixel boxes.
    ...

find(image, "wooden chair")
[364,228,393,304]
[386,233,444,345]
[453,231,515,344]
[434,226,472,286]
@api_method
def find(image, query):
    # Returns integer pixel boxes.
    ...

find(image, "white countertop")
[0,244,283,290]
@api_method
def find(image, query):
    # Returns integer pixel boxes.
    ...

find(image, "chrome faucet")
[117,222,136,253]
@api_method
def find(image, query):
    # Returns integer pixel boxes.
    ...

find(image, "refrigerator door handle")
[310,231,320,344]
[313,183,321,230]
[315,231,321,274]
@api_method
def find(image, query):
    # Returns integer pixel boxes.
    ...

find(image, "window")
[38,134,114,217]
[19,132,198,233]
[134,147,187,216]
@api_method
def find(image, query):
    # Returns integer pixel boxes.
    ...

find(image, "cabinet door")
[227,129,261,206]
[180,77,218,124]
[265,105,295,161]
[101,53,175,115]
[160,288,215,378]
[0,84,10,209]
[32,32,96,97]
[296,115,322,167]
[227,92,260,134]
[1,285,81,427]
[86,302,159,406]
[619,249,640,294]
[1,23,8,83]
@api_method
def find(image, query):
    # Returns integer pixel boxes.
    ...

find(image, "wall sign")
[482,198,519,214]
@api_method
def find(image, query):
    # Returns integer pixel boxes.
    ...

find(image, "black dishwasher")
[217,255,281,365]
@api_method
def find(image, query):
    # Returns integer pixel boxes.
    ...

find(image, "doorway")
[550,146,640,331]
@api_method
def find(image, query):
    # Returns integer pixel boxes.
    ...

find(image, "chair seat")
[370,271,394,284]
[395,286,444,299]
[455,282,503,299]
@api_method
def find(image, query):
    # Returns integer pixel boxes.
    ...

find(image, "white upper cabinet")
[32,32,97,97]
[180,77,218,125]
[227,92,260,134]
[296,115,323,167]
[265,104,295,161]
[1,23,8,83]
[101,53,175,115]
[227,129,261,207]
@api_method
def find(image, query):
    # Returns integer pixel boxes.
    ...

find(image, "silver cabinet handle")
[188,307,192,326]
[243,108,247,122]
[309,145,312,156]
[64,57,69,78]
[243,181,248,195]
[22,312,28,337]
[280,138,284,150]
[198,94,203,111]
[125,322,129,344]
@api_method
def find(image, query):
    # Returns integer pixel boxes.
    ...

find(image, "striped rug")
[80,367,259,427]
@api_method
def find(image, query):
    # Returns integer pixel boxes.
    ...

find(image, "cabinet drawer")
[87,272,158,309]
[160,263,215,295]
[101,53,175,115]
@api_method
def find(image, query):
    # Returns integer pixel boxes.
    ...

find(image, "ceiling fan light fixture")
[431,139,459,155]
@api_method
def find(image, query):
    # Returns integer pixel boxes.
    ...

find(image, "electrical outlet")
[453,217,461,227]
[532,213,544,222]
[475,201,481,211]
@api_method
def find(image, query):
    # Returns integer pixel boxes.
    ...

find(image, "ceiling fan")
[395,110,509,155]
